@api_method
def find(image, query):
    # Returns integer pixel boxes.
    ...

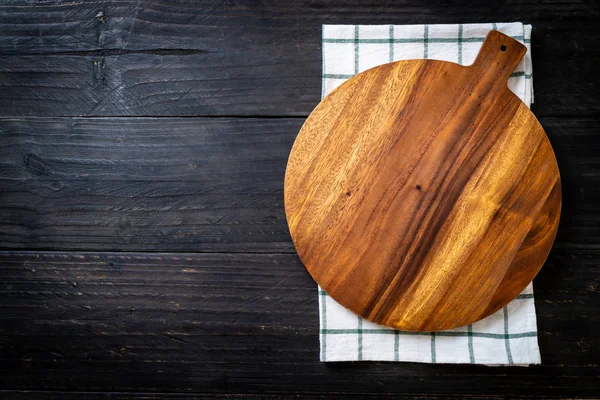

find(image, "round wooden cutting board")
[284,30,561,332]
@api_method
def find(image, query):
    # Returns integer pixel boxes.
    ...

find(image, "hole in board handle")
[500,45,507,52]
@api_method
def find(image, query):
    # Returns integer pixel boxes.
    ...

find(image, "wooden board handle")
[471,30,527,84]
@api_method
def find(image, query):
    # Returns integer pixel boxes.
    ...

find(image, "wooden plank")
[0,117,298,182]
[0,394,493,400]
[1,0,597,54]
[0,393,566,400]
[0,250,598,397]
[0,117,297,252]
[0,1,598,117]
[0,51,321,117]
[0,117,598,252]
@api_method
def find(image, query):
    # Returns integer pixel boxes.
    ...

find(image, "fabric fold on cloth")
[319,22,540,365]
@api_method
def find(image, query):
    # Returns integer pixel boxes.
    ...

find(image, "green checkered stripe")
[319,23,539,365]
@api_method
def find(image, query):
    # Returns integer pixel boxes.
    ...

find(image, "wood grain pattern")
[0,117,296,252]
[285,31,561,331]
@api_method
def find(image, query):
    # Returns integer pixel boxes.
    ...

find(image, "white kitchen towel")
[319,22,540,365]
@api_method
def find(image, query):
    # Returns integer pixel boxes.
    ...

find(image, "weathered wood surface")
[0,250,598,397]
[0,117,296,252]
[0,1,598,117]
[1,394,525,400]
[0,117,597,253]
[0,0,599,398]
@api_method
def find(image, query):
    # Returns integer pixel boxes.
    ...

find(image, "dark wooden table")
[0,1,598,399]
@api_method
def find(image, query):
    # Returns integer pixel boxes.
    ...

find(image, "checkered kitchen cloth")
[319,22,540,365]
